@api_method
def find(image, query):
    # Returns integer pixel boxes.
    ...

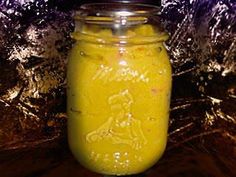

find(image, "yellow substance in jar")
[67,25,172,175]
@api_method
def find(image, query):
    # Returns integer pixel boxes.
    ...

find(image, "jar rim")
[76,3,161,18]
[73,3,168,44]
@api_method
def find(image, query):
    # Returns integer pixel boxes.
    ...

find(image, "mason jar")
[67,3,172,176]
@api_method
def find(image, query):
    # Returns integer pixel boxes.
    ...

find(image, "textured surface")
[162,0,236,176]
[0,0,235,177]
[0,0,73,149]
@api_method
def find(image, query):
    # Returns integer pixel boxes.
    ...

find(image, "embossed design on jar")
[92,65,149,83]
[88,151,102,162]
[86,90,147,150]
[88,151,131,172]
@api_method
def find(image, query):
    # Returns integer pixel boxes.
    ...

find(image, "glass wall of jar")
[67,3,172,176]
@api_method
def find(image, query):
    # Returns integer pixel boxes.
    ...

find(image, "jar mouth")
[75,3,161,26]
[73,3,168,44]
[76,3,161,18]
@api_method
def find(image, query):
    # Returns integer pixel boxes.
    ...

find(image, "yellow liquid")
[67,25,172,175]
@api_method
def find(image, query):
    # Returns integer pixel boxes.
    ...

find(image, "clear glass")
[67,3,172,176]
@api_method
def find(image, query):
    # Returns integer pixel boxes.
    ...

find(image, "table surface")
[1,139,235,177]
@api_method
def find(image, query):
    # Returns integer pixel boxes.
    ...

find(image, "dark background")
[0,0,235,177]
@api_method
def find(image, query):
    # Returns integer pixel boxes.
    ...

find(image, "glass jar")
[67,3,172,176]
